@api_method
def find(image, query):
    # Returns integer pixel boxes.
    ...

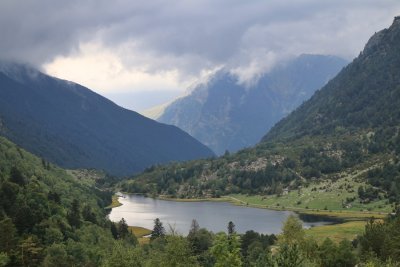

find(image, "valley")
[1,2,400,265]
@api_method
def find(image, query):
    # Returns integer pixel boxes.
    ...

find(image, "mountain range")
[0,63,214,176]
[121,17,400,205]
[157,54,348,155]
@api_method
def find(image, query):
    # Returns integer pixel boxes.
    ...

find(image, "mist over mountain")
[123,17,400,206]
[263,17,400,143]
[0,63,214,176]
[158,54,347,155]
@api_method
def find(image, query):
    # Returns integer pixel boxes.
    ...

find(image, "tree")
[241,230,260,258]
[102,241,143,267]
[0,253,9,267]
[188,227,213,256]
[280,215,304,245]
[228,221,236,235]
[0,217,17,253]
[144,235,198,267]
[151,218,166,240]
[82,205,97,224]
[318,238,337,267]
[275,244,304,267]
[110,223,118,239]
[360,219,386,258]
[117,218,129,239]
[19,236,43,267]
[9,166,26,186]
[67,199,81,228]
[43,244,70,267]
[188,219,200,236]
[336,239,357,267]
[211,232,242,267]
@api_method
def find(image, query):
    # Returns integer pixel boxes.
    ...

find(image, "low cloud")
[1,0,400,98]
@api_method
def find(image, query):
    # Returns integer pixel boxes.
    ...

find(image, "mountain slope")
[263,17,400,142]
[0,63,214,176]
[158,55,347,155]
[121,17,400,207]
[0,136,124,266]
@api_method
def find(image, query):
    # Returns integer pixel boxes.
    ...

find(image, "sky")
[1,1,400,112]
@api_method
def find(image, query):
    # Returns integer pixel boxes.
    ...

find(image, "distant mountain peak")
[158,54,348,155]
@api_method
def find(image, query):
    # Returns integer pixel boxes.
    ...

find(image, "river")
[108,194,337,235]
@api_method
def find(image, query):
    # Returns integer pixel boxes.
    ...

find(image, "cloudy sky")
[1,1,399,112]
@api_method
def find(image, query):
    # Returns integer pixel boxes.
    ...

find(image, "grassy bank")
[226,172,392,219]
[105,194,123,209]
[158,195,231,203]
[226,195,387,220]
[129,226,152,245]
[305,221,366,243]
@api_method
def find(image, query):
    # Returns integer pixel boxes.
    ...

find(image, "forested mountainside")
[0,63,214,176]
[121,18,400,207]
[0,136,135,266]
[263,17,400,143]
[158,55,347,155]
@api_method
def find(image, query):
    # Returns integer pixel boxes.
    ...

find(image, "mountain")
[157,54,348,155]
[120,17,400,207]
[0,63,214,176]
[0,136,124,266]
[263,17,400,143]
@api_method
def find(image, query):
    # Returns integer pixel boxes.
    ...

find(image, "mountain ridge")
[158,54,348,155]
[0,62,215,176]
[263,17,400,143]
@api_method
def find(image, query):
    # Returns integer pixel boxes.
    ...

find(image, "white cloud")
[44,42,198,94]
[2,0,400,110]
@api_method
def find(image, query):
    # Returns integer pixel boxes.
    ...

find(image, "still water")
[109,194,335,235]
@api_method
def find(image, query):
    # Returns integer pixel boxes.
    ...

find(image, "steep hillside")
[0,63,214,176]
[158,55,347,154]
[121,18,400,208]
[263,17,400,142]
[0,136,131,266]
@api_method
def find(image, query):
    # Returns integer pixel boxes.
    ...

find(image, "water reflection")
[109,194,336,235]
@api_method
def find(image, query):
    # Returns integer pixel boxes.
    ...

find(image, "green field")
[225,174,391,242]
[305,221,367,243]
[228,173,392,217]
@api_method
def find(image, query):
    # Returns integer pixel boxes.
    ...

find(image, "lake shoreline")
[111,193,387,242]
[156,194,387,220]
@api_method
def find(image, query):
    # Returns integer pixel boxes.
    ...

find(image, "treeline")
[104,213,400,267]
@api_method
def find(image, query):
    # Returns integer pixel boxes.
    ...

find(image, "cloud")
[1,0,400,98]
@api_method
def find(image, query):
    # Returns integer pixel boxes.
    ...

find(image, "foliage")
[151,218,166,241]
[0,137,122,266]
[280,215,305,245]
[210,232,242,267]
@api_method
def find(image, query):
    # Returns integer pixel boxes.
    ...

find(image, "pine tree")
[228,221,236,235]
[150,218,165,241]
[117,218,129,239]
[67,199,81,228]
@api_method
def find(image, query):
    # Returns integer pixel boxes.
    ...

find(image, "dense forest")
[0,136,138,266]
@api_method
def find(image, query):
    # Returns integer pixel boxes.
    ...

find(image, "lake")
[108,194,337,235]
